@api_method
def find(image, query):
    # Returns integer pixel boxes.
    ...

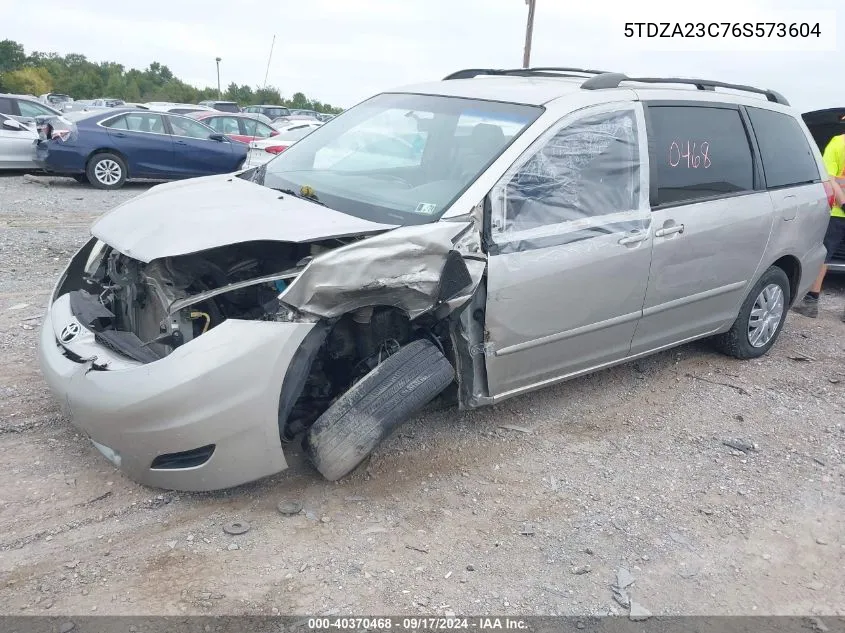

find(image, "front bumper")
[38,294,314,491]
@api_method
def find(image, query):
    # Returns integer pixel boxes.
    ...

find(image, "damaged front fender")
[279,221,485,320]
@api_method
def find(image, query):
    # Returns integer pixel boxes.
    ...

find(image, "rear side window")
[0,97,13,115]
[747,107,820,188]
[648,106,754,206]
[207,116,240,135]
[104,113,165,133]
[242,118,274,138]
[18,100,57,118]
[215,102,240,113]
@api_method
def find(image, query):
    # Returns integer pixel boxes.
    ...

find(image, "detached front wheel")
[304,338,454,481]
[87,152,127,190]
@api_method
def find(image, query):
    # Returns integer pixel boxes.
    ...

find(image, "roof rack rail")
[580,73,789,106]
[443,67,613,80]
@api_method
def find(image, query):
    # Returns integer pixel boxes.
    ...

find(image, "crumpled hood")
[91,174,397,262]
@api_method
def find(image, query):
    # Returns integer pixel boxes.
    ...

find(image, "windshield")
[258,93,542,225]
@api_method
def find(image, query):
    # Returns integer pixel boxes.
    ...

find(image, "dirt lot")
[0,172,843,618]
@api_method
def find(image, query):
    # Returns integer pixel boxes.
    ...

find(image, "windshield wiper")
[271,187,327,207]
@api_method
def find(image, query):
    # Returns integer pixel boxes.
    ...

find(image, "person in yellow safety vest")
[793,133,845,320]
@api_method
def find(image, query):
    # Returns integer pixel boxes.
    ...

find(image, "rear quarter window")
[647,105,755,206]
[102,115,128,129]
[746,107,820,188]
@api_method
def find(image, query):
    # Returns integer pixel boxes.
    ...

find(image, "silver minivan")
[38,68,830,491]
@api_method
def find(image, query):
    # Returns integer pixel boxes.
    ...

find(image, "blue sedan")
[35,109,248,189]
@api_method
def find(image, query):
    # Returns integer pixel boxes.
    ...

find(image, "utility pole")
[523,0,536,69]
[215,57,222,98]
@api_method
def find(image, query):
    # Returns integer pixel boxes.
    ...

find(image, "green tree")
[0,40,26,74]
[289,91,309,109]
[0,40,344,110]
[124,78,141,102]
[1,66,52,95]
[225,82,254,105]
[254,86,283,104]
[104,72,126,98]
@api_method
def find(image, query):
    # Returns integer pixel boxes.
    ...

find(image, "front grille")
[94,330,161,364]
[57,338,87,364]
[150,444,216,470]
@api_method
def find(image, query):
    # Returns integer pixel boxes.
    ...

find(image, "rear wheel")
[304,338,454,481]
[712,266,790,359]
[86,152,126,190]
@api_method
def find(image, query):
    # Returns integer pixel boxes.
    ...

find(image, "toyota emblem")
[60,321,82,344]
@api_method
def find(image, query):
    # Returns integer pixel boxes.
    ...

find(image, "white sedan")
[0,114,38,169]
[244,121,322,167]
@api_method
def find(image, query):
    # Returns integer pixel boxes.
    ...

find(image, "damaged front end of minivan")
[39,190,491,490]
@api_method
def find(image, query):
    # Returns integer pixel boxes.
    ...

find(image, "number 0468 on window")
[669,140,711,169]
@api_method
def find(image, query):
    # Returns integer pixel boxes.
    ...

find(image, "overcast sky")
[3,0,839,111]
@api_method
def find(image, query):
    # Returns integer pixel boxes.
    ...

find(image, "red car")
[187,112,279,144]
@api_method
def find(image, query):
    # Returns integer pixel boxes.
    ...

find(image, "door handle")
[112,132,126,138]
[655,224,684,237]
[618,229,648,245]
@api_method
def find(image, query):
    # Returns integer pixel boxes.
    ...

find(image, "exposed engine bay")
[61,222,485,445]
[73,239,343,361]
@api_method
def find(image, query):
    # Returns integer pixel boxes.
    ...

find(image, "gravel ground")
[0,172,843,619]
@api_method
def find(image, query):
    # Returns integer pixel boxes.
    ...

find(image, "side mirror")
[2,119,25,131]
[209,133,226,142]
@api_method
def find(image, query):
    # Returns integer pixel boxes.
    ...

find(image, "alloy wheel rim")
[747,283,784,348]
[94,159,121,185]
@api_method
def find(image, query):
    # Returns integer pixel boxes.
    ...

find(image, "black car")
[198,100,240,113]
[803,108,845,272]
[242,104,291,120]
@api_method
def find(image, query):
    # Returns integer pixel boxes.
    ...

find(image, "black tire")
[304,338,454,481]
[72,173,89,184]
[86,152,127,190]
[712,266,790,359]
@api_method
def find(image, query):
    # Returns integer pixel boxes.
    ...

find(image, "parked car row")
[0,92,332,187]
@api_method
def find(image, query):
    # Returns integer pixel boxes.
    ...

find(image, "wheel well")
[771,255,801,305]
[279,305,453,442]
[87,148,129,177]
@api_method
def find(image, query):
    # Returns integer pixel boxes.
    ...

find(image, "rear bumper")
[38,294,315,491]
[35,141,86,175]
[797,243,829,298]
